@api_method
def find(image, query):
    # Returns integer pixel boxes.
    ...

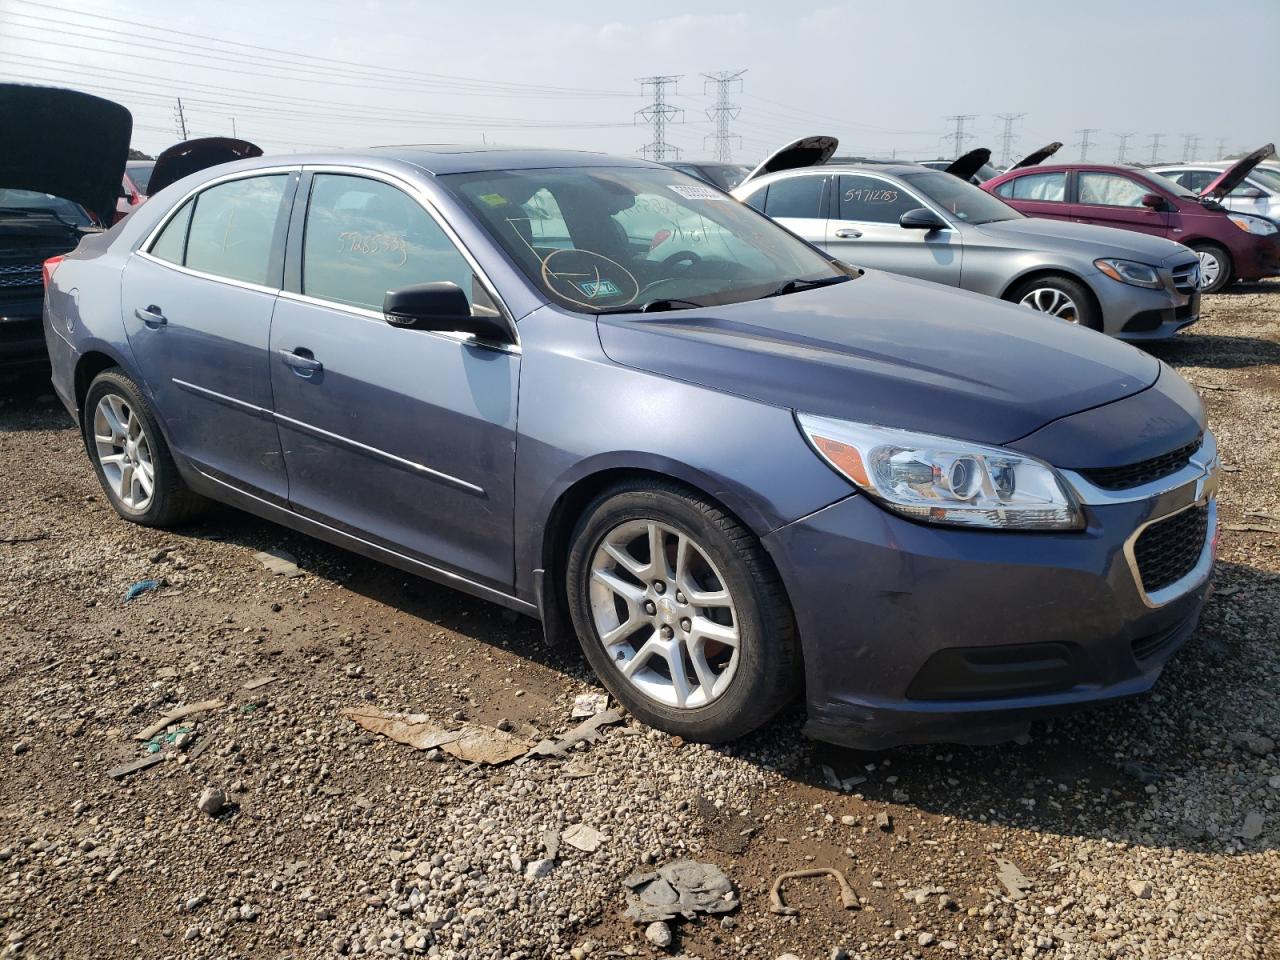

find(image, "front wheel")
[565,481,800,742]
[1190,242,1233,294]
[1009,274,1101,331]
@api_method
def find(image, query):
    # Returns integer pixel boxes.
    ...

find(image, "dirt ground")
[1,286,1277,960]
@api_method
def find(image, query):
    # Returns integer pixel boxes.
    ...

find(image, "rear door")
[1070,170,1170,237]
[748,173,830,244]
[990,170,1071,222]
[825,173,961,285]
[122,169,297,502]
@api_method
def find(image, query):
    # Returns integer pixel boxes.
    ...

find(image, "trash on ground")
[242,676,277,690]
[561,823,608,853]
[526,708,624,759]
[255,548,303,578]
[821,764,867,792]
[571,692,609,718]
[124,579,163,602]
[342,707,533,765]
[623,859,738,923]
[769,867,859,915]
[994,857,1034,900]
[107,753,166,780]
[0,531,48,544]
[134,700,225,742]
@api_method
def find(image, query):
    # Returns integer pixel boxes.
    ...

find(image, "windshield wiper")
[596,298,704,315]
[769,275,850,298]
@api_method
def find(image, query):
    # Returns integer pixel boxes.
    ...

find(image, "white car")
[1153,149,1280,223]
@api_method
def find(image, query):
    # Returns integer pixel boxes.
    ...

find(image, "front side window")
[445,166,846,313]
[900,171,1021,224]
[994,172,1066,202]
[837,175,920,224]
[1077,172,1149,207]
[184,175,288,285]
[763,175,828,219]
[302,174,477,313]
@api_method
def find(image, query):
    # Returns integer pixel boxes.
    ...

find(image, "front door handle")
[834,228,863,239]
[134,305,167,327]
[278,348,323,378]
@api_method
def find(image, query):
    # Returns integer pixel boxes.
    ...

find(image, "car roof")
[748,162,932,183]
[322,145,655,175]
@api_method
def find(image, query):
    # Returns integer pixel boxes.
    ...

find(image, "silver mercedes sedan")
[732,138,1202,340]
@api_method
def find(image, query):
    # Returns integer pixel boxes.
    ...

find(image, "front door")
[1070,170,1171,237]
[269,172,519,590]
[825,173,962,286]
[122,171,296,502]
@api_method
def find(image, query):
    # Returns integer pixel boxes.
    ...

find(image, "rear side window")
[184,175,289,285]
[763,176,827,219]
[1077,172,1148,208]
[149,199,192,264]
[742,186,767,212]
[302,174,475,312]
[994,172,1066,202]
[837,175,920,223]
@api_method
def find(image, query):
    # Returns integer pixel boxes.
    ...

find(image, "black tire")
[1189,242,1233,294]
[82,368,206,527]
[565,479,800,742]
[1008,274,1102,331]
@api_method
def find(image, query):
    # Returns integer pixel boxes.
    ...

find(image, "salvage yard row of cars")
[4,82,1266,749]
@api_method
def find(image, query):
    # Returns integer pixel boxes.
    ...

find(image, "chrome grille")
[1079,435,1202,491]
[1170,261,1200,294]
[0,263,42,289]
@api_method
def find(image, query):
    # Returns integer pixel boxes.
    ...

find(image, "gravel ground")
[1,285,1277,960]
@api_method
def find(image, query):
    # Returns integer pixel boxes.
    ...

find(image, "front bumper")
[1094,262,1200,341]
[764,436,1219,750]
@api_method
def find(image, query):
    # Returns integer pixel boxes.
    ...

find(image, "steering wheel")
[660,250,702,270]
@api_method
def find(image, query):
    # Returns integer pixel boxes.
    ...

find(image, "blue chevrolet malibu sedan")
[42,146,1220,749]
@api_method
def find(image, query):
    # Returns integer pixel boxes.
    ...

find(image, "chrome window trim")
[135,251,282,297]
[138,164,302,254]
[1123,497,1217,609]
[1060,431,1218,506]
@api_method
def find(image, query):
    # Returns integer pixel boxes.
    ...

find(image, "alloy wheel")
[92,394,155,511]
[1196,250,1221,290]
[1018,287,1080,323]
[588,519,740,709]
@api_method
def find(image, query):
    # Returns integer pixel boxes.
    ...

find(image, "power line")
[702,69,745,162]
[1148,133,1165,164]
[995,113,1025,166]
[1115,132,1136,164]
[636,76,684,161]
[943,115,976,157]
[1075,128,1098,161]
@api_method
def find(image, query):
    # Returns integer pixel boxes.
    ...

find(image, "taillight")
[42,255,64,289]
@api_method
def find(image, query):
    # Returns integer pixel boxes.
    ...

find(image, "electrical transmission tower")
[1215,137,1227,159]
[1115,132,1135,164]
[635,76,684,161]
[1075,128,1098,161]
[173,97,188,139]
[702,69,745,162]
[1181,133,1199,161]
[943,115,976,157]
[1147,133,1165,164]
[995,113,1025,166]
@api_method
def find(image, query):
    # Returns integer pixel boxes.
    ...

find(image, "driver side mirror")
[1140,193,1167,211]
[1236,186,1267,200]
[383,282,511,343]
[899,207,948,231]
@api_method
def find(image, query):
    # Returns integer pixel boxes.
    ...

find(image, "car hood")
[1200,143,1275,199]
[742,135,838,183]
[147,137,264,196]
[945,147,993,182]
[595,270,1158,446]
[1011,142,1063,169]
[0,84,131,227]
[971,216,1193,263]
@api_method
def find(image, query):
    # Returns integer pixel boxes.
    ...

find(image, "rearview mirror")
[1140,193,1166,210]
[899,208,947,231]
[383,282,511,342]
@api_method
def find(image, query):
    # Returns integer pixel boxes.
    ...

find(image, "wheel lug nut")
[644,600,656,615]
[675,591,686,604]
[660,625,673,639]
[653,581,665,594]
[680,618,691,632]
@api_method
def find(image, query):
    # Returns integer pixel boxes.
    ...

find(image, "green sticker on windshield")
[576,278,621,298]
[478,193,508,207]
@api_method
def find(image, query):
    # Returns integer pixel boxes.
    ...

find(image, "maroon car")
[983,147,1280,293]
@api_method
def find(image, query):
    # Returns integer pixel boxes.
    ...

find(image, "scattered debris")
[1214,585,1243,597]
[1235,733,1276,757]
[1223,522,1280,535]
[197,787,226,817]
[875,812,893,832]
[0,531,48,544]
[623,860,738,923]
[542,828,560,859]
[149,545,178,563]
[994,858,1034,901]
[571,691,609,718]
[342,708,533,765]
[255,548,303,578]
[526,708,624,759]
[821,765,867,792]
[561,823,607,853]
[769,867,859,916]
[644,921,672,948]
[134,700,225,742]
[107,754,165,780]
[1121,760,1162,784]
[242,676,277,691]
[694,795,757,854]
[918,931,937,947]
[1186,381,1237,392]
[1128,879,1153,899]
[123,579,162,602]
[1240,811,1264,840]
[525,858,555,880]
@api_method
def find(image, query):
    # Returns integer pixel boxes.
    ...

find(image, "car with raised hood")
[983,144,1280,293]
[116,138,264,220]
[662,161,752,192]
[1151,148,1280,225]
[45,145,1219,749]
[732,136,1202,339]
[1,83,128,371]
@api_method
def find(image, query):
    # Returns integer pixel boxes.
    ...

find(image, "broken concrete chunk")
[341,708,533,765]
[623,859,737,923]
[994,858,1033,900]
[571,692,609,718]
[255,548,302,578]
[562,823,607,853]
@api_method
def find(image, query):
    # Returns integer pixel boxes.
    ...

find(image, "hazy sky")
[2,0,1277,165]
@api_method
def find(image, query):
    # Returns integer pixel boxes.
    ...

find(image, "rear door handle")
[834,228,863,239]
[134,305,167,327]
[278,348,323,377]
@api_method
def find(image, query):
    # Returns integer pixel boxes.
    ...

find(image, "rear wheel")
[1009,274,1101,331]
[1189,242,1232,293]
[83,369,206,527]
[565,480,800,742]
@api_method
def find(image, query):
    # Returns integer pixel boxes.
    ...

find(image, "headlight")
[798,414,1083,530]
[1094,258,1163,289]
[1229,214,1278,235]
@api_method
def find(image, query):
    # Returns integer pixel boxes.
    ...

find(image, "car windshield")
[1244,167,1280,193]
[1137,170,1197,199]
[701,164,752,191]
[128,163,155,194]
[899,171,1022,224]
[0,189,94,226]
[443,166,848,313]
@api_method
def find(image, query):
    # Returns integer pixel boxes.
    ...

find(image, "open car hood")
[0,83,131,226]
[741,136,838,183]
[944,147,992,181]
[1011,141,1063,170]
[147,137,264,195]
[1200,143,1275,199]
